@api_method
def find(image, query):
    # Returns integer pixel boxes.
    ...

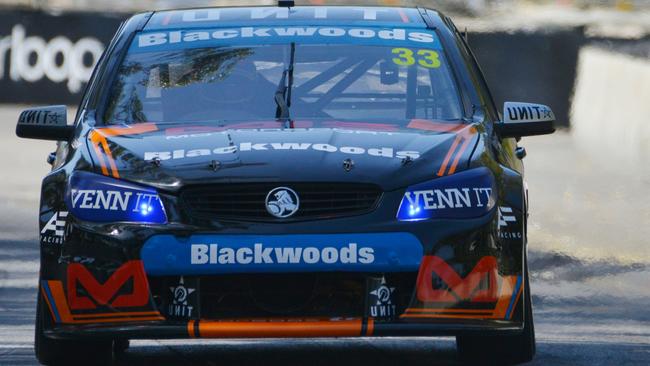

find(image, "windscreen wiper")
[274,42,295,126]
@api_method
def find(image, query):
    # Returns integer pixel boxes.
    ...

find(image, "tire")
[35,289,114,365]
[456,258,536,365]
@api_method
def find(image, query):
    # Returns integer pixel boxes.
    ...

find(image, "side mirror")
[495,102,556,138]
[16,105,74,141]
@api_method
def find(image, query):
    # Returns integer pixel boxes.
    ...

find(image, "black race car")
[16,3,555,365]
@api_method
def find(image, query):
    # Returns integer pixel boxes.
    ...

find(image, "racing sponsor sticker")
[397,167,497,221]
[66,171,166,224]
[67,260,150,310]
[133,26,441,53]
[18,105,67,126]
[167,276,199,319]
[144,142,420,161]
[504,102,555,123]
[497,206,522,239]
[157,7,420,27]
[416,256,499,303]
[366,276,397,320]
[190,242,374,266]
[40,211,69,245]
[404,187,492,210]
[140,233,423,275]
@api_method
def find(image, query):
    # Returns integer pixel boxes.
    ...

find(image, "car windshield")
[104,28,464,125]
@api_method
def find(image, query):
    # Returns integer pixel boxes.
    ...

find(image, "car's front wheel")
[35,288,114,365]
[455,258,536,365]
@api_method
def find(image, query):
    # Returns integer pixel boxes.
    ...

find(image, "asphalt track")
[0,106,648,365]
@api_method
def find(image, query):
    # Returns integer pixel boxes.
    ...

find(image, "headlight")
[397,167,496,221]
[66,171,167,224]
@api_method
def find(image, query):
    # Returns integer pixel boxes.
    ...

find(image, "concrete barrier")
[571,47,650,166]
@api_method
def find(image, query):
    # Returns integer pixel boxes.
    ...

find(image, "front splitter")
[44,318,523,340]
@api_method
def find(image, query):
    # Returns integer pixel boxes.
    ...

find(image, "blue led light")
[408,204,421,216]
[397,167,496,221]
[66,171,167,224]
[139,203,154,215]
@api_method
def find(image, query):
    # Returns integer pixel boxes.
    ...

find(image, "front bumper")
[40,204,525,339]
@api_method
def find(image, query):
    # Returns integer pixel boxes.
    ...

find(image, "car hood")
[86,121,479,192]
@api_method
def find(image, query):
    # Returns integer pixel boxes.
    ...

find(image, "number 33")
[392,48,441,69]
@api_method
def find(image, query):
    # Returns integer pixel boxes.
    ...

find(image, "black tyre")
[456,259,536,365]
[35,289,114,365]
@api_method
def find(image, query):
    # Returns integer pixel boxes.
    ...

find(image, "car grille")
[180,182,382,222]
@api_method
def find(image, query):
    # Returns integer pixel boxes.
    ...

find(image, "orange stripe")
[493,276,519,319]
[89,123,158,178]
[404,274,521,320]
[72,311,162,319]
[508,280,524,320]
[96,123,158,137]
[398,8,410,23]
[437,134,462,176]
[366,318,374,336]
[407,121,474,177]
[404,308,495,314]
[188,321,196,338]
[401,313,496,319]
[40,285,57,322]
[161,12,173,26]
[99,137,119,178]
[407,119,465,133]
[47,280,74,323]
[447,128,476,175]
[46,280,163,324]
[90,131,116,177]
[90,131,110,176]
[198,319,363,338]
[66,316,164,324]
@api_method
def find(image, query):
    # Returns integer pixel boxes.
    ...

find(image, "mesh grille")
[180,183,382,222]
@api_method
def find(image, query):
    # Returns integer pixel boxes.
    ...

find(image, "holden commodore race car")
[16,3,556,365]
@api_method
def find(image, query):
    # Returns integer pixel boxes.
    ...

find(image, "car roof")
[145,6,435,31]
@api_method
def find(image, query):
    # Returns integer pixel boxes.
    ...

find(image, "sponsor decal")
[67,260,150,310]
[367,277,397,319]
[265,187,299,218]
[135,26,437,51]
[141,233,423,275]
[191,243,374,266]
[404,187,492,210]
[397,167,496,221]
[405,256,523,320]
[144,143,420,161]
[71,189,159,212]
[497,206,516,227]
[498,231,522,239]
[167,277,197,319]
[67,171,166,223]
[497,206,522,239]
[506,105,552,121]
[18,107,65,126]
[170,7,412,24]
[40,211,69,245]
[504,102,554,123]
[0,25,103,93]
[415,256,499,303]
